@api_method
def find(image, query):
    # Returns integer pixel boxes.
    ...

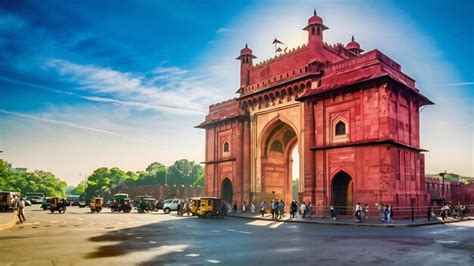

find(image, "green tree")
[167,159,202,185]
[71,181,86,196]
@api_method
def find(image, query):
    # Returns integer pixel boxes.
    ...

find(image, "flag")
[272,38,284,45]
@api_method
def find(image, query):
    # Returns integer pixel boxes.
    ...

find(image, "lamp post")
[165,169,168,185]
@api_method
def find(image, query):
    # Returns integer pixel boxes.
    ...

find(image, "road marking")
[127,233,133,236]
[168,226,175,229]
[175,249,184,252]
[149,241,156,244]
[225,229,236,232]
[22,222,33,226]
[211,230,220,233]
[136,236,143,239]
[185,224,193,227]
[239,231,252,234]
[50,221,59,223]
[269,222,284,228]
[435,239,459,244]
[185,254,200,257]
[206,259,221,264]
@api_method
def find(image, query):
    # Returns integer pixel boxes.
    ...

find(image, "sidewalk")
[227,212,473,227]
[0,211,18,231]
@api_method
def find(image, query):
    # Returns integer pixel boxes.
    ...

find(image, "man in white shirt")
[17,197,26,223]
[300,202,306,218]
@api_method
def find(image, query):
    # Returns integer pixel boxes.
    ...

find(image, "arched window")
[223,142,230,152]
[311,27,315,35]
[316,27,321,36]
[335,121,346,136]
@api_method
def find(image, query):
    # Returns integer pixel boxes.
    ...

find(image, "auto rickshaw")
[90,197,104,213]
[50,196,66,213]
[0,191,20,212]
[137,197,156,213]
[189,197,200,216]
[197,197,222,218]
[111,193,131,213]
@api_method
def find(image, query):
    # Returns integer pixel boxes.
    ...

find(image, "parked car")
[78,201,86,208]
[162,199,183,214]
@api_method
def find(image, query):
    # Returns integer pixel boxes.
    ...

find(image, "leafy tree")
[167,159,202,185]
[126,162,166,186]
[71,181,86,196]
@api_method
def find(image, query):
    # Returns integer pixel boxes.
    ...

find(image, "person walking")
[233,201,238,213]
[17,197,26,223]
[260,201,266,217]
[300,202,306,218]
[242,201,247,213]
[307,202,313,218]
[355,202,362,222]
[330,205,337,221]
[271,200,276,219]
[250,202,255,214]
[387,204,394,223]
[278,200,285,219]
[290,201,297,218]
[427,206,432,221]
[378,203,385,222]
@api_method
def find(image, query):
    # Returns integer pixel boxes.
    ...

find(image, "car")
[78,201,86,208]
[162,199,183,214]
[24,199,32,206]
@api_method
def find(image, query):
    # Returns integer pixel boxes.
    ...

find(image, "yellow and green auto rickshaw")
[50,196,66,213]
[188,197,200,216]
[0,191,20,212]
[197,197,222,218]
[137,197,156,213]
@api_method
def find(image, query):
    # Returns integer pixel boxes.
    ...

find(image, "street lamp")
[165,168,168,185]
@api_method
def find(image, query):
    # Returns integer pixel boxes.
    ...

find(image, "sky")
[0,0,472,185]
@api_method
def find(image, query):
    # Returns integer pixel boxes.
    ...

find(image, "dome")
[236,43,257,60]
[303,9,329,31]
[346,36,364,53]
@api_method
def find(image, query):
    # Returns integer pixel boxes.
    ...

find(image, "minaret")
[303,9,329,56]
[236,43,257,89]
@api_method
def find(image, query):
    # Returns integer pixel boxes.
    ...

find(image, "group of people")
[375,203,394,223]
[438,201,468,221]
[255,200,313,219]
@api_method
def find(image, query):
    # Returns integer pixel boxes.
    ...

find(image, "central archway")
[331,171,353,215]
[221,178,233,203]
[260,119,299,205]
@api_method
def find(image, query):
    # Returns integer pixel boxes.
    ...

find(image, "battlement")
[252,44,308,69]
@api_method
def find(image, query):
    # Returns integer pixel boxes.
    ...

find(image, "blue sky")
[0,0,472,184]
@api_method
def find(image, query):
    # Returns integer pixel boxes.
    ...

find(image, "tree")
[167,159,203,186]
[71,181,86,197]
[126,162,166,186]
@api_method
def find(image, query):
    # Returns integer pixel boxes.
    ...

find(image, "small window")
[311,27,316,35]
[316,27,320,36]
[223,142,230,152]
[335,121,346,135]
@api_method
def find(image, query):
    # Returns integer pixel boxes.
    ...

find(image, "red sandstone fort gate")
[197,10,433,217]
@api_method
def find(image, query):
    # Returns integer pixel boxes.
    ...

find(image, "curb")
[0,211,18,232]
[227,214,473,228]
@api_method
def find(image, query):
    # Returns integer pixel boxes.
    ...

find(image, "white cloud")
[45,59,223,115]
[0,109,148,144]
[216,27,232,34]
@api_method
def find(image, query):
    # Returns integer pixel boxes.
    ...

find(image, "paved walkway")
[227,212,474,227]
[0,211,18,231]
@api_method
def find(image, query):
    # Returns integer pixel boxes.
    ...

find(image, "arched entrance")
[221,178,233,203]
[260,119,299,205]
[331,171,353,215]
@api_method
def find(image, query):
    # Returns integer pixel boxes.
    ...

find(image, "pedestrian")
[271,200,276,219]
[300,202,306,218]
[427,206,432,221]
[307,202,313,218]
[260,201,266,217]
[233,201,238,213]
[387,204,393,223]
[250,202,256,214]
[460,204,466,220]
[378,203,385,222]
[17,197,26,223]
[278,200,285,219]
[176,201,182,216]
[364,204,369,220]
[355,202,362,222]
[290,201,297,218]
[330,205,337,221]
[242,201,247,213]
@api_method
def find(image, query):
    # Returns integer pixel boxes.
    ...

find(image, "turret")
[346,35,364,55]
[236,43,256,89]
[303,9,328,51]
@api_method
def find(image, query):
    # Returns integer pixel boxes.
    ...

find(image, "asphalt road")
[0,206,473,265]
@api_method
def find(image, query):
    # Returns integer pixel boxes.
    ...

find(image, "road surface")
[0,206,473,265]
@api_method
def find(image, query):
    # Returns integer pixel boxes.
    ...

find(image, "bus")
[25,192,45,204]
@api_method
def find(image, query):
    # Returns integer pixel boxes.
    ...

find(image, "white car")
[162,199,183,214]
